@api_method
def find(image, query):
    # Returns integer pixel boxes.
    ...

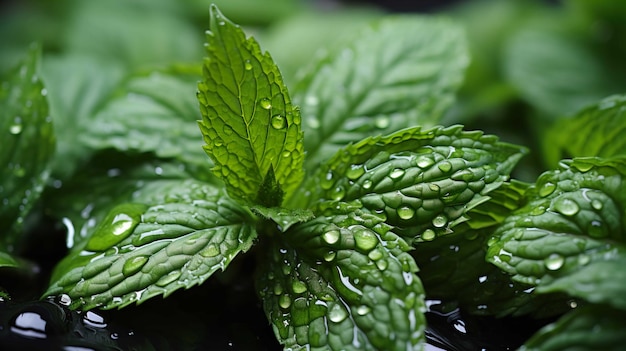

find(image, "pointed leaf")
[197,5,304,205]
[44,180,257,310]
[299,125,527,244]
[0,251,20,268]
[259,208,425,350]
[293,16,468,170]
[0,44,55,250]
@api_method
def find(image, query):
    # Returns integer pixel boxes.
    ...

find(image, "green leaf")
[521,305,626,351]
[505,28,620,118]
[299,125,527,244]
[197,5,304,206]
[44,180,257,310]
[293,16,468,170]
[251,206,314,232]
[487,157,626,308]
[0,44,55,249]
[0,251,20,268]
[543,94,626,168]
[259,208,425,350]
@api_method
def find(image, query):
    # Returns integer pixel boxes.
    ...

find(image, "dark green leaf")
[487,157,626,309]
[0,251,20,268]
[259,208,425,350]
[521,305,626,351]
[298,125,527,244]
[44,180,257,310]
[251,206,314,232]
[293,16,468,170]
[543,94,626,167]
[197,5,304,206]
[0,44,55,250]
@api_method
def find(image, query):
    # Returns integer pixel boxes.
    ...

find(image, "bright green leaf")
[299,125,527,244]
[0,44,55,250]
[293,16,468,170]
[487,157,626,308]
[44,180,257,310]
[521,305,626,351]
[251,206,314,232]
[197,5,304,206]
[260,208,425,350]
[543,94,626,168]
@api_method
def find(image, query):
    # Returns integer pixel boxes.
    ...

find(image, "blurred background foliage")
[2,0,625,176]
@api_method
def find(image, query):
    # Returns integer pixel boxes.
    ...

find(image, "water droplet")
[438,161,452,173]
[591,199,603,210]
[85,203,147,251]
[259,98,272,110]
[200,244,220,257]
[83,311,107,329]
[432,215,447,228]
[539,182,556,197]
[292,280,307,294]
[390,168,405,179]
[362,179,373,190]
[554,198,580,216]
[273,283,283,295]
[156,270,181,287]
[58,294,72,306]
[122,256,148,276]
[324,251,336,262]
[323,230,340,245]
[328,303,348,323]
[578,254,590,266]
[588,220,606,238]
[544,253,565,271]
[346,165,365,180]
[11,311,47,339]
[416,157,434,168]
[368,248,383,261]
[356,305,371,316]
[282,150,291,158]
[330,186,345,201]
[422,229,436,241]
[376,259,388,271]
[397,206,415,220]
[9,118,23,135]
[320,170,334,190]
[279,294,292,309]
[271,115,286,129]
[530,206,546,216]
[244,60,252,70]
[354,229,378,251]
[374,116,389,129]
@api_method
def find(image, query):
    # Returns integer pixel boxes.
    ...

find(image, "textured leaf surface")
[487,157,626,308]
[293,16,468,170]
[521,305,626,351]
[45,180,257,310]
[0,44,54,249]
[259,208,425,350]
[197,5,304,206]
[543,94,626,167]
[299,125,527,244]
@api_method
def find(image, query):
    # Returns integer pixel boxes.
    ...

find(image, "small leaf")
[0,43,55,250]
[521,305,626,351]
[293,16,468,170]
[197,5,304,205]
[251,206,314,232]
[487,157,626,308]
[44,180,257,310]
[543,94,626,167]
[0,251,20,268]
[259,208,425,350]
[299,125,527,244]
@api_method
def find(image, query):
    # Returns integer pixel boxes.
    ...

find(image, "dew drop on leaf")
[322,230,340,245]
[538,182,556,197]
[544,253,565,271]
[432,215,447,228]
[374,116,390,129]
[438,161,452,173]
[292,280,307,294]
[122,256,149,277]
[368,248,383,261]
[320,170,334,190]
[422,229,436,241]
[591,199,603,210]
[155,270,181,287]
[279,294,292,309]
[324,251,336,262]
[244,60,252,70]
[85,203,147,251]
[362,179,373,190]
[390,168,405,179]
[328,303,348,323]
[356,305,371,316]
[200,244,220,258]
[330,186,345,201]
[9,121,23,135]
[271,114,286,129]
[346,164,365,180]
[416,156,434,168]
[354,229,378,251]
[554,198,580,216]
[587,220,606,238]
[274,283,283,295]
[259,98,272,109]
[376,259,388,271]
[397,206,415,220]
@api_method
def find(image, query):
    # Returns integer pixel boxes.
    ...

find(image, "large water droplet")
[85,203,147,251]
[122,256,148,276]
[323,230,340,245]
[271,115,286,129]
[292,280,307,294]
[432,215,447,228]
[11,311,47,339]
[328,303,348,323]
[156,270,181,287]
[416,157,434,168]
[554,198,580,216]
[259,98,272,110]
[354,229,378,251]
[544,253,565,271]
[539,182,556,197]
[422,229,436,241]
[390,168,405,179]
[397,206,415,220]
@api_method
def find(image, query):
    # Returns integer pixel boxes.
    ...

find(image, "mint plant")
[2,2,626,350]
